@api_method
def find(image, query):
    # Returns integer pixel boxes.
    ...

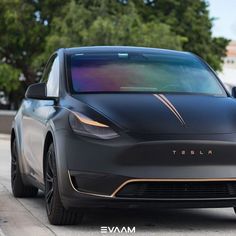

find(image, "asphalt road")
[1,135,236,235]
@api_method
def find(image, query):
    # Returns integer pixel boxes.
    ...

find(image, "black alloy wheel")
[45,143,83,225]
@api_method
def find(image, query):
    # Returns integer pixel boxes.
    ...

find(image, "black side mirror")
[232,87,236,98]
[25,82,48,100]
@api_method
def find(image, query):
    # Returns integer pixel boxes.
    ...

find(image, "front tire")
[11,138,38,198]
[45,143,83,225]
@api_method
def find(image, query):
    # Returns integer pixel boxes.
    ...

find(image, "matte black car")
[11,46,236,225]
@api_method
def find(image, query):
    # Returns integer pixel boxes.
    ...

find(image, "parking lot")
[1,135,236,235]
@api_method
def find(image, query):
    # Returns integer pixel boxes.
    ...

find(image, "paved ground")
[1,136,236,235]
[0,111,15,134]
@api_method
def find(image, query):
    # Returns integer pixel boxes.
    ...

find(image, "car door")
[22,54,60,184]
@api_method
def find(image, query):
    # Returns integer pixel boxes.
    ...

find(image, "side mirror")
[232,87,236,98]
[25,82,53,100]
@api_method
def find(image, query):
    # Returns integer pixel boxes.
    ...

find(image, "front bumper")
[61,191,236,209]
[54,130,236,208]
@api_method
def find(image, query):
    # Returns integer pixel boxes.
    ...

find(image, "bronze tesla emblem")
[172,150,213,156]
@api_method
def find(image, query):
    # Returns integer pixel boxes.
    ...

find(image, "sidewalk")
[0,134,10,140]
[0,136,55,236]
[0,110,15,134]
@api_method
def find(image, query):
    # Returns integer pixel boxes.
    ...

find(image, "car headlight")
[69,112,119,139]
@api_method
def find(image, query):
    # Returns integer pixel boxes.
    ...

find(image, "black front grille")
[116,181,236,199]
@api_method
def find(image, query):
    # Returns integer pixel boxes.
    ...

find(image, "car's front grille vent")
[115,181,236,199]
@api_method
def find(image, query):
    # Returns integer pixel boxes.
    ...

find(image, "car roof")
[62,46,193,57]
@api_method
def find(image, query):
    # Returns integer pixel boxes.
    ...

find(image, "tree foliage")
[0,0,64,85]
[0,0,230,99]
[0,63,20,93]
[134,0,230,70]
[43,0,185,61]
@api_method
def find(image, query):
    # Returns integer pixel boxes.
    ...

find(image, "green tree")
[134,0,229,70]
[0,0,230,94]
[43,0,186,62]
[0,64,20,93]
[0,63,21,109]
[0,0,64,86]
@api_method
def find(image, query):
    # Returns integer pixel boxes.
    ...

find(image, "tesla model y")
[11,46,236,225]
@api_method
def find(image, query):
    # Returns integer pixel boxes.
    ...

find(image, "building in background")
[224,41,236,68]
[218,40,236,92]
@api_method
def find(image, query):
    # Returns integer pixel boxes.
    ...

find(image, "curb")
[0,134,10,140]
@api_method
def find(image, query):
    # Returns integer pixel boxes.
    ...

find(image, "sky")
[208,0,236,40]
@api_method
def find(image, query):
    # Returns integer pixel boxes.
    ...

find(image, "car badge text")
[172,150,213,156]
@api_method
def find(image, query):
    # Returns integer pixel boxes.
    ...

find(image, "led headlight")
[69,112,119,139]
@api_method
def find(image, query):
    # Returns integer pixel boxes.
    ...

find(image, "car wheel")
[45,143,83,225]
[11,138,38,197]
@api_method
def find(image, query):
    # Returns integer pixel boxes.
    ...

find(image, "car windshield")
[68,52,226,96]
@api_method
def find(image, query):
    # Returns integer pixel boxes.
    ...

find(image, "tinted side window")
[47,56,59,97]
[40,55,59,97]
[41,57,55,83]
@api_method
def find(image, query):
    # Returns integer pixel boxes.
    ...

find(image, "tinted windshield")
[68,52,226,96]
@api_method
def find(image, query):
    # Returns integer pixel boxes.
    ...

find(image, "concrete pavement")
[0,111,15,134]
[1,136,236,235]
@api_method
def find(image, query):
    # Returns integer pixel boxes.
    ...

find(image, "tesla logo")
[172,150,213,156]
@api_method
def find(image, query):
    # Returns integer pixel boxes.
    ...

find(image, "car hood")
[74,94,236,134]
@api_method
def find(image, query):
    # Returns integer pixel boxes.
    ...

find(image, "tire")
[11,138,38,198]
[45,143,83,225]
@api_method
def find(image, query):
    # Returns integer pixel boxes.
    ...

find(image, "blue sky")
[208,0,236,40]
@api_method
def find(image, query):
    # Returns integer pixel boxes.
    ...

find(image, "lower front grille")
[115,181,236,199]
